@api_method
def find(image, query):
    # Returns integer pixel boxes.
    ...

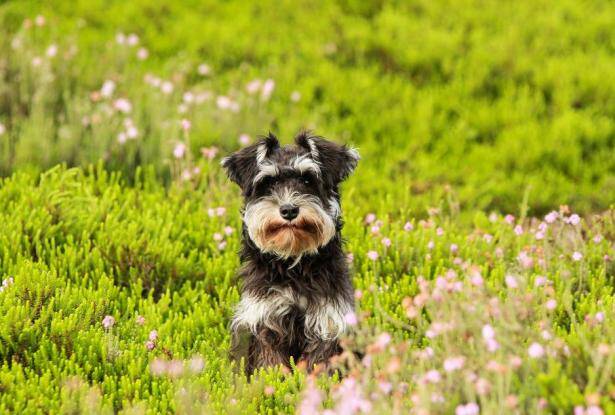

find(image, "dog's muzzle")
[243,189,336,259]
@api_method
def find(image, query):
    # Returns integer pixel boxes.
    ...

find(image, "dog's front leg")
[247,327,290,374]
[300,339,342,371]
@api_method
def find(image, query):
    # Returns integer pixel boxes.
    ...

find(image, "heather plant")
[0,1,614,414]
[0,167,612,413]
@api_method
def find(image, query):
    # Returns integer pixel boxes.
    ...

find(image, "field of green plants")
[0,0,613,414]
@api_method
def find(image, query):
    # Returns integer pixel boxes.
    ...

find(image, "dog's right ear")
[221,133,279,193]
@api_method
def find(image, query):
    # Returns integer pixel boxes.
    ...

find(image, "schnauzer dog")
[222,131,359,374]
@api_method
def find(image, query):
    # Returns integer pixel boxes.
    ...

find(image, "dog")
[222,131,359,374]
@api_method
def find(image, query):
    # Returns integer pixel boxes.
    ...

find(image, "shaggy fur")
[222,131,359,374]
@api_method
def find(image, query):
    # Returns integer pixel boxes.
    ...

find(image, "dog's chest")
[232,287,352,340]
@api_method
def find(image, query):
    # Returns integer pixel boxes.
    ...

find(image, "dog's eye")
[302,175,312,185]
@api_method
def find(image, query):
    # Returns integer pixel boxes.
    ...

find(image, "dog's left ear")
[221,133,280,193]
[296,132,359,186]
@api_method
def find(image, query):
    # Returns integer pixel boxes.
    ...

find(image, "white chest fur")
[232,287,352,341]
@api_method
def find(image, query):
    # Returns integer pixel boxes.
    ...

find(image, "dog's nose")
[279,204,299,221]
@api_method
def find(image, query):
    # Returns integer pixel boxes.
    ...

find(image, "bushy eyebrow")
[291,154,321,177]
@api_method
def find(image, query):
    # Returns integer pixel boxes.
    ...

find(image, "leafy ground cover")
[0,167,613,414]
[0,1,613,414]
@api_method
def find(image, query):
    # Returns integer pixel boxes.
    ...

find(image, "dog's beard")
[243,189,336,260]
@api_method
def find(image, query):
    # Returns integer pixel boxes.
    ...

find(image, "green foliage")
[0,0,614,214]
[0,167,613,413]
[0,0,614,413]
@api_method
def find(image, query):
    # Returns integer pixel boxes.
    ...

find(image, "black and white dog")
[222,131,359,374]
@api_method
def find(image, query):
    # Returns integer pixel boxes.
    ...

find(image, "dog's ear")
[221,133,280,193]
[295,131,359,186]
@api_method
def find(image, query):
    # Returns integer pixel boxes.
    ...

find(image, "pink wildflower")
[528,342,545,358]
[102,315,115,329]
[367,251,379,261]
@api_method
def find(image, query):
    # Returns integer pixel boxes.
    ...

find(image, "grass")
[0,0,614,414]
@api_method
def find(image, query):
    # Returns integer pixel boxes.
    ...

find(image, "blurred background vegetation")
[1,0,614,216]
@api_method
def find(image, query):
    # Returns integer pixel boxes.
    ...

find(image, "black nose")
[279,204,299,221]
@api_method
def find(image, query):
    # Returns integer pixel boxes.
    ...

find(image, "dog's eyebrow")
[252,161,279,185]
[291,154,321,177]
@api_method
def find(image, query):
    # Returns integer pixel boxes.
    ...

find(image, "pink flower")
[189,356,204,373]
[298,378,323,415]
[149,330,158,341]
[150,358,167,376]
[347,253,354,264]
[167,360,184,378]
[218,241,227,250]
[102,315,115,329]
[261,79,275,100]
[374,332,391,349]
[174,143,189,159]
[443,356,465,372]
[201,146,219,160]
[354,289,363,299]
[224,226,234,235]
[566,214,581,226]
[470,273,484,287]
[137,47,148,60]
[113,98,132,114]
[246,79,262,94]
[456,402,479,415]
[485,338,499,352]
[504,214,515,224]
[213,233,223,242]
[378,381,393,394]
[161,81,174,94]
[544,211,558,223]
[127,33,139,46]
[572,251,583,261]
[424,369,441,383]
[475,378,491,395]
[100,81,116,98]
[586,406,604,415]
[528,342,544,358]
[427,240,435,250]
[216,207,226,216]
[436,227,444,236]
[145,341,155,351]
[593,235,603,244]
[595,312,604,323]
[514,225,523,235]
[238,134,251,146]
[197,63,211,76]
[344,312,358,326]
[367,251,379,261]
[535,231,545,240]
[505,275,518,289]
[290,91,301,102]
[545,299,557,310]
[403,221,413,231]
[365,213,376,224]
[180,119,191,131]
[450,243,458,253]
[482,324,495,340]
[517,251,533,269]
[534,276,547,287]
[264,386,275,396]
[483,233,493,243]
[34,15,46,27]
[135,315,145,325]
[381,238,391,247]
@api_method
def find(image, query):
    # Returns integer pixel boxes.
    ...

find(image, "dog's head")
[222,131,359,259]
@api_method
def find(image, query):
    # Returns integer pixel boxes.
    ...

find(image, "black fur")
[222,131,358,374]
